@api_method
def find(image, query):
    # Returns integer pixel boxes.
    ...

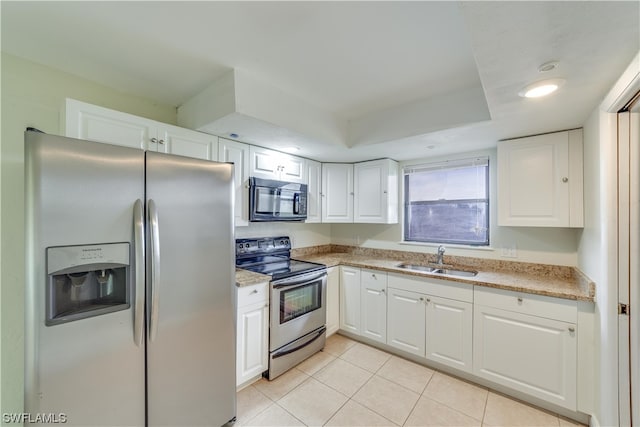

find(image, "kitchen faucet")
[436,245,445,265]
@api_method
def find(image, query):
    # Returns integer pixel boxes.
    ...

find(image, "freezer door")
[145,151,236,426]
[24,132,146,426]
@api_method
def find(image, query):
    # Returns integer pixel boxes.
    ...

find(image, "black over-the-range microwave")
[248,177,308,222]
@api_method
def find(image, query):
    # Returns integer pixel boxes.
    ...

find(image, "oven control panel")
[236,236,291,256]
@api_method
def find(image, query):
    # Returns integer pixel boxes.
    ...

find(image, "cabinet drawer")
[388,273,473,303]
[474,286,577,323]
[361,268,387,289]
[237,282,269,308]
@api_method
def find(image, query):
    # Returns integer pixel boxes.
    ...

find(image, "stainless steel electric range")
[235,236,327,380]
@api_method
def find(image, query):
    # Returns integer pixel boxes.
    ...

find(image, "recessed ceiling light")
[518,79,565,98]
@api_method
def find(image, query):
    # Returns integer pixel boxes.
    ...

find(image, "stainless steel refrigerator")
[24,131,236,426]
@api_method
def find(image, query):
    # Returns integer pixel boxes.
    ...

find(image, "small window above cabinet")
[497,129,583,227]
[249,146,305,183]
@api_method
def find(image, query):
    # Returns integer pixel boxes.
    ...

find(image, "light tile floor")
[237,334,586,427]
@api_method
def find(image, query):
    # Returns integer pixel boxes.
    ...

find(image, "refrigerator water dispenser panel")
[46,243,131,326]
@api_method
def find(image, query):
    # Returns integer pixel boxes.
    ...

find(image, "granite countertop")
[294,252,595,302]
[235,268,270,287]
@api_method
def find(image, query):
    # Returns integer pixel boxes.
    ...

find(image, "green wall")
[0,52,177,417]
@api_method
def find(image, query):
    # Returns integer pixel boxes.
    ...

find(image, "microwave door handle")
[293,192,300,214]
[133,199,145,347]
[275,188,281,216]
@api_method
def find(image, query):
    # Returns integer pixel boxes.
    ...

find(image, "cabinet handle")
[568,326,575,332]
[158,139,165,145]
[562,177,569,183]
[350,192,354,196]
[517,297,523,303]
[380,289,385,294]
[383,190,387,194]
[150,137,158,143]
[419,297,425,302]
[250,289,258,294]
[426,298,431,303]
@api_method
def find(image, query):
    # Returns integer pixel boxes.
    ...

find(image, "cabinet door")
[360,270,387,343]
[280,154,305,183]
[387,288,426,356]
[322,164,354,223]
[159,125,218,161]
[65,98,153,150]
[498,131,581,227]
[305,160,322,223]
[249,146,281,180]
[325,267,340,336]
[339,266,361,334]
[354,159,398,224]
[474,305,577,410]
[219,139,250,227]
[426,296,472,372]
[236,302,269,387]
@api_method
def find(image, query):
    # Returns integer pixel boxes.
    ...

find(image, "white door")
[236,302,268,386]
[354,160,386,223]
[218,138,250,227]
[387,288,425,356]
[325,266,340,336]
[249,146,281,180]
[305,159,322,223]
[426,296,472,372]
[474,305,577,410]
[360,270,387,343]
[339,266,361,334]
[497,131,571,227]
[65,98,153,150]
[322,163,354,223]
[159,125,218,161]
[280,154,305,183]
[618,105,640,425]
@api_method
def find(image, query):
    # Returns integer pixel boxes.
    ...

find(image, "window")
[404,157,489,246]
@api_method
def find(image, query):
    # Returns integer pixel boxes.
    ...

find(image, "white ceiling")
[2,1,638,162]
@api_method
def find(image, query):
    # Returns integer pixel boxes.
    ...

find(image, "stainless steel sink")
[396,263,478,277]
[396,263,440,273]
[434,268,478,277]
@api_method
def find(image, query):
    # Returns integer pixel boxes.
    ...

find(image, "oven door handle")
[272,327,326,359]
[272,271,327,289]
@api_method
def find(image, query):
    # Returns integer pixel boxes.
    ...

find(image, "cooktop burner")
[235,236,326,281]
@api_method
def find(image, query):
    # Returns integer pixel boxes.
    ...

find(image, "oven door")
[269,270,327,351]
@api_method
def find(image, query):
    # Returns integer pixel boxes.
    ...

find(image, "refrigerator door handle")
[133,199,145,347]
[148,198,161,342]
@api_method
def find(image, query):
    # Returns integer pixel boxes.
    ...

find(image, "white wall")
[236,222,331,249]
[332,148,581,266]
[0,52,178,417]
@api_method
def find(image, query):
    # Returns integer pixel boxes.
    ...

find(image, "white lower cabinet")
[387,288,426,356]
[360,269,387,343]
[339,266,361,334]
[236,282,269,388]
[473,287,577,410]
[326,266,340,336]
[426,296,473,371]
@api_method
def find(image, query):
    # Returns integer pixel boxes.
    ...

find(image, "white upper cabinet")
[249,146,305,183]
[65,99,218,161]
[322,163,354,223]
[353,158,399,224]
[497,129,583,227]
[218,138,250,227]
[305,159,322,223]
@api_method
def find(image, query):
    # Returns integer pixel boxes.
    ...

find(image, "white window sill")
[398,241,496,252]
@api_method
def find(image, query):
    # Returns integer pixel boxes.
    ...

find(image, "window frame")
[402,156,490,247]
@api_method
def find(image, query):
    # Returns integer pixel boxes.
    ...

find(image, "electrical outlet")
[501,243,518,258]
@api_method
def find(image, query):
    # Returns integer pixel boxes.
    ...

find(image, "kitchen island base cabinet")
[473,305,577,410]
[236,282,269,389]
